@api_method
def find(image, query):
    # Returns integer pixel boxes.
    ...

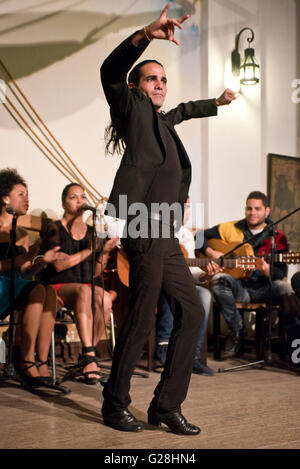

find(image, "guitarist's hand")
[205,247,223,260]
[206,261,222,276]
[256,258,270,277]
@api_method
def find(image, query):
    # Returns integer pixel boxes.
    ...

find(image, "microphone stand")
[266,224,275,365]
[91,209,97,348]
[217,207,300,374]
[0,212,19,383]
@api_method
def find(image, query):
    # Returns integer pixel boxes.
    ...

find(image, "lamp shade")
[240,47,260,85]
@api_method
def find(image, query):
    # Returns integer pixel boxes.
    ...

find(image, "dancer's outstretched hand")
[146,2,189,45]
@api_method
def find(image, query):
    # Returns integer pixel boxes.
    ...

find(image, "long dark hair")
[104,59,164,155]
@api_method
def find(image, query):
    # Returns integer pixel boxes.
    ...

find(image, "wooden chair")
[213,301,281,360]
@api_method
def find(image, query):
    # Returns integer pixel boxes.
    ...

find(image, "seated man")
[198,190,298,358]
[155,197,218,375]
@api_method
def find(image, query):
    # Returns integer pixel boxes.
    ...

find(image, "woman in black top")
[0,168,65,388]
[40,183,118,384]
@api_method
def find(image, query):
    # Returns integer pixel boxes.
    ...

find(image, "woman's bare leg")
[93,287,113,346]
[35,285,57,377]
[19,284,46,377]
[58,283,100,378]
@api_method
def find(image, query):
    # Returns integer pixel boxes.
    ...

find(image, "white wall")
[260,0,298,174]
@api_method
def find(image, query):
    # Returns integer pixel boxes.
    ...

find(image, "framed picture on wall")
[267,153,300,252]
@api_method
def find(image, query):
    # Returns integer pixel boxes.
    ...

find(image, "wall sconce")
[231,27,260,85]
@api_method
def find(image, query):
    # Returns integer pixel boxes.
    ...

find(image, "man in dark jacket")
[100,3,235,435]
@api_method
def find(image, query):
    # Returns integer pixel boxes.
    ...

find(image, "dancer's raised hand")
[145,2,190,45]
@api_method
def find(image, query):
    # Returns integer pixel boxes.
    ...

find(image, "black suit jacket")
[101,33,218,219]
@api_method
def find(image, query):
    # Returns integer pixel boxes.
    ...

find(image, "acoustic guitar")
[116,239,248,287]
[199,238,300,279]
[116,238,300,287]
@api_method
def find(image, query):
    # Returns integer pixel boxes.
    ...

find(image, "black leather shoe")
[147,406,200,435]
[102,406,144,432]
[224,328,242,358]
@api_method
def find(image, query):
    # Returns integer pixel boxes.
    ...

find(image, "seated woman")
[0,168,64,388]
[39,183,118,385]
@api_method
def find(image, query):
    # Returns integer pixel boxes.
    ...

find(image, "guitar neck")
[186,258,241,268]
[265,252,300,264]
[187,252,300,269]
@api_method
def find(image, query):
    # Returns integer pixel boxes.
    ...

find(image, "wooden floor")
[1,354,300,450]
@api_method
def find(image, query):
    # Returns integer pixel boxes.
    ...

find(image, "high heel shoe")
[147,406,201,435]
[78,346,102,385]
[15,360,42,388]
[35,358,53,385]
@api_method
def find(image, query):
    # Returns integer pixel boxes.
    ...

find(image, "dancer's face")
[133,62,167,112]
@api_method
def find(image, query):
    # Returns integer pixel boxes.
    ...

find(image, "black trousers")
[103,232,205,412]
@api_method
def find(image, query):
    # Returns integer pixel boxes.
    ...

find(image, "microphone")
[80,203,98,213]
[5,205,17,215]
